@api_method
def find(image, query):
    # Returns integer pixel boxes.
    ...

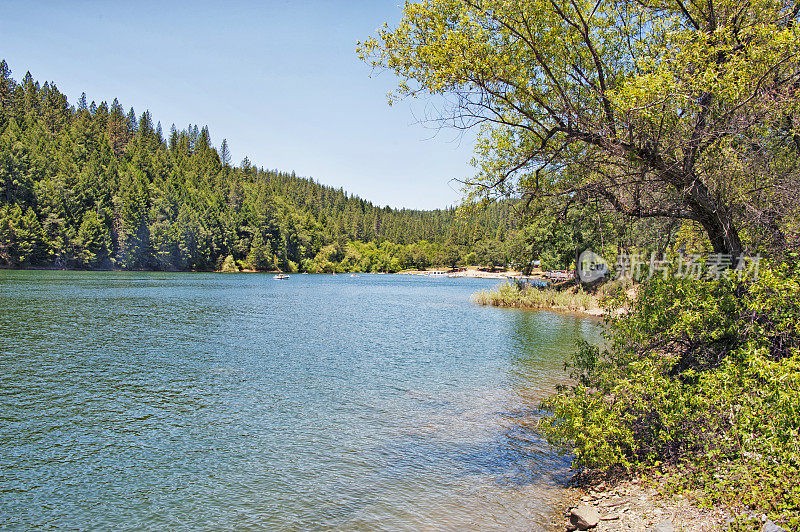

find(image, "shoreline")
[555,474,735,531]
[399,268,531,279]
[1,264,554,281]
[1,265,532,278]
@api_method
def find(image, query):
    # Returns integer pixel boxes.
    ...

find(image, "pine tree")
[0,60,15,116]
[247,228,273,270]
[138,111,153,137]
[126,107,137,134]
[220,138,231,167]
[169,124,178,151]
[77,209,110,267]
[77,92,88,112]
[0,205,46,266]
[21,71,38,118]
[117,170,151,269]
[107,98,126,157]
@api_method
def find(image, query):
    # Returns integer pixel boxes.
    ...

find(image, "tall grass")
[471,282,601,313]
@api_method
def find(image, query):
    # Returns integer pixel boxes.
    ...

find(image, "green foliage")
[472,281,600,313]
[0,203,45,266]
[359,0,800,259]
[220,254,238,273]
[0,63,518,272]
[499,197,678,274]
[246,229,274,271]
[76,210,110,268]
[117,170,151,270]
[6,63,669,275]
[539,264,800,528]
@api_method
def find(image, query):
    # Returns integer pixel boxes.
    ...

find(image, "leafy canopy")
[359,0,800,257]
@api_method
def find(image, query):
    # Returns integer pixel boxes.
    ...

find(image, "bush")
[220,255,238,272]
[539,263,800,528]
[472,281,600,312]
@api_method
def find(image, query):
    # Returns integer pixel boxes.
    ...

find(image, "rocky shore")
[555,476,787,532]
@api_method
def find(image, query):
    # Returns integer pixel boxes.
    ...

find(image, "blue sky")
[0,0,477,209]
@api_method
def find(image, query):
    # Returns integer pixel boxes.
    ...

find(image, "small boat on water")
[350,274,358,278]
[273,274,289,280]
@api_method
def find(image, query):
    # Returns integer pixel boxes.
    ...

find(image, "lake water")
[0,271,600,531]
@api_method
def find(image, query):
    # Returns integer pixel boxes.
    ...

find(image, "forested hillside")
[0,61,516,272]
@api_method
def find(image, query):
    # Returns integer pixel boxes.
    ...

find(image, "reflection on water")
[0,271,600,531]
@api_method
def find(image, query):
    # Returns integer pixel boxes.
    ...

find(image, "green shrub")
[539,263,800,529]
[472,282,600,312]
[220,255,238,272]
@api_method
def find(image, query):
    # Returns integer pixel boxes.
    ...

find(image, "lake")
[0,271,601,531]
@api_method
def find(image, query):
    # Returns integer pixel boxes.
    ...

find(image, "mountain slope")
[0,61,515,272]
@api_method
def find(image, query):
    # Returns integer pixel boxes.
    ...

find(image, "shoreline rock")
[556,476,733,531]
[567,505,600,530]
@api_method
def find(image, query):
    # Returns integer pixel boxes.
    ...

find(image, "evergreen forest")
[0,60,523,273]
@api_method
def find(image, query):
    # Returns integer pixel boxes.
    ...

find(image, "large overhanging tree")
[359,0,800,258]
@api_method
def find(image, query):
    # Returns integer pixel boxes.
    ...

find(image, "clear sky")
[0,0,477,210]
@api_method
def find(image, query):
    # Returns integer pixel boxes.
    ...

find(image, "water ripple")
[0,271,600,530]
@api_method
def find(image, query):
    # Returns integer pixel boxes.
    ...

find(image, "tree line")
[0,61,528,273]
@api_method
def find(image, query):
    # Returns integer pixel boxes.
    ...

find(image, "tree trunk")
[695,209,743,258]
[685,176,744,258]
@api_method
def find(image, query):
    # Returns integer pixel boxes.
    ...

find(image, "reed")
[471,281,601,313]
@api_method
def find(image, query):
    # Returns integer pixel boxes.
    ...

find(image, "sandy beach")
[399,267,539,280]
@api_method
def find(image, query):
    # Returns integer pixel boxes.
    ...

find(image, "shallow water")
[0,271,601,531]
